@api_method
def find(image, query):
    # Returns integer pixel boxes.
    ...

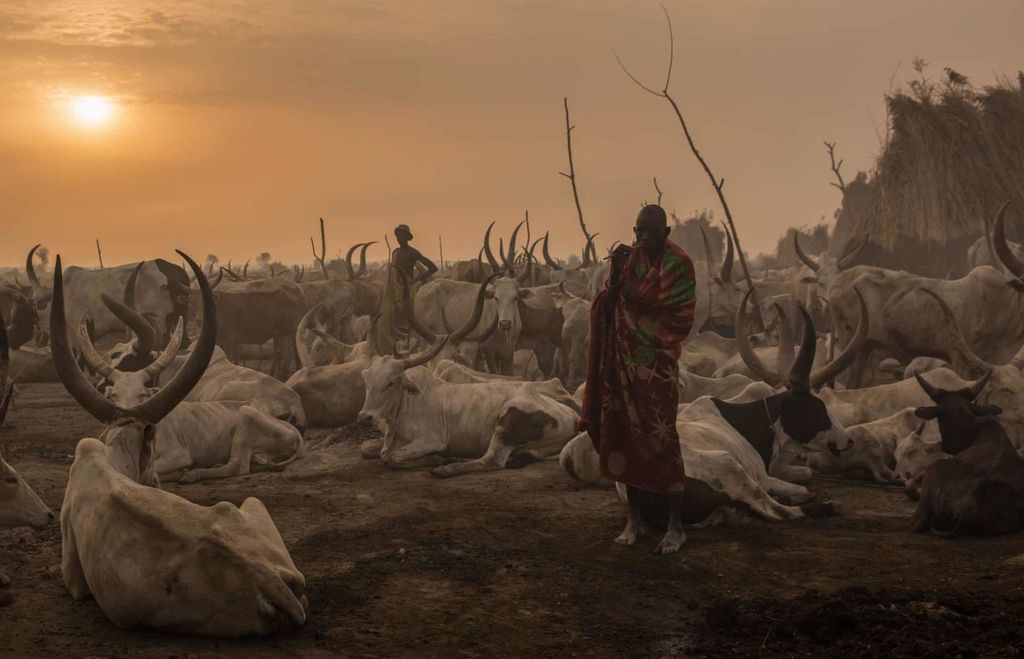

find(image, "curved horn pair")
[793,233,820,273]
[51,251,217,424]
[736,286,869,389]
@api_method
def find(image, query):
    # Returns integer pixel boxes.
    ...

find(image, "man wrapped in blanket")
[579,204,697,554]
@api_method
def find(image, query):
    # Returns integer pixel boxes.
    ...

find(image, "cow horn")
[542,232,562,270]
[720,223,735,283]
[700,226,717,274]
[837,234,869,270]
[736,288,782,386]
[401,335,449,370]
[358,242,378,278]
[129,251,216,423]
[101,293,156,357]
[452,272,501,345]
[788,303,819,392]
[914,372,942,403]
[914,287,993,378]
[51,257,121,422]
[344,243,363,280]
[793,233,820,273]
[77,321,117,379]
[516,241,537,284]
[295,303,323,369]
[440,305,454,333]
[483,222,502,272]
[810,287,869,388]
[505,221,525,275]
[991,201,1023,279]
[368,313,382,356]
[125,262,143,309]
[210,269,224,289]
[143,317,184,380]
[471,313,499,344]
[25,244,46,300]
[774,302,795,377]
[395,266,437,343]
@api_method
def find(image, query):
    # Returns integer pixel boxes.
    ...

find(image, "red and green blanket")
[579,240,696,494]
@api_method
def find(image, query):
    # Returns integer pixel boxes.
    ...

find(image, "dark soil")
[2,383,1024,657]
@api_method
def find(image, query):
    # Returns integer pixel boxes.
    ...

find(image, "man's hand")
[609,245,632,282]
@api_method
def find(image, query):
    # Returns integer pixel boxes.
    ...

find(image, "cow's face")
[893,426,944,485]
[486,278,529,335]
[100,370,158,409]
[914,376,1002,455]
[359,356,418,427]
[0,453,54,529]
[780,390,853,456]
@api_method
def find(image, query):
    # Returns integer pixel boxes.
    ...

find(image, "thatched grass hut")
[832,71,1024,277]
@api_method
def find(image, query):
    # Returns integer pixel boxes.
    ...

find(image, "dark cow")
[909,372,1024,537]
[212,278,307,379]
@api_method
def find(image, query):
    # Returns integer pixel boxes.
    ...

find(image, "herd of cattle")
[1,210,1024,636]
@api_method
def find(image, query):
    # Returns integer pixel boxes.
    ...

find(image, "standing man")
[377,224,438,355]
[579,204,697,555]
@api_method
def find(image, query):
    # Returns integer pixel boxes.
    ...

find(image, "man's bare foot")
[614,521,643,546]
[654,528,687,555]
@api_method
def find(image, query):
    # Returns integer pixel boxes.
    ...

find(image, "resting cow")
[52,252,307,636]
[910,371,1024,536]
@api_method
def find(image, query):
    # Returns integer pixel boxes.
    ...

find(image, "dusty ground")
[2,384,1024,657]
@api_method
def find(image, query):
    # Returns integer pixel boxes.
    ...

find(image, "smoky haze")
[0,0,1021,267]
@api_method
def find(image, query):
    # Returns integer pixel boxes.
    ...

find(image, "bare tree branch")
[824,141,847,195]
[310,217,329,280]
[561,97,598,265]
[653,177,663,205]
[615,7,763,329]
[95,239,104,269]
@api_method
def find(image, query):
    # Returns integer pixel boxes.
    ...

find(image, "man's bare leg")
[615,484,646,546]
[655,491,687,555]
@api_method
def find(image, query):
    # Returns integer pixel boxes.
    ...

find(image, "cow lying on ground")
[909,371,1024,536]
[0,328,55,603]
[52,251,307,636]
[808,407,933,483]
[564,300,865,531]
[358,337,579,474]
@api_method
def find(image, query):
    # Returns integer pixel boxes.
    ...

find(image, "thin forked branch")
[824,141,847,195]
[310,217,329,280]
[559,97,597,266]
[615,4,763,329]
[653,177,663,205]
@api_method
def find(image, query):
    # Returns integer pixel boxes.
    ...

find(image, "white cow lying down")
[62,437,307,635]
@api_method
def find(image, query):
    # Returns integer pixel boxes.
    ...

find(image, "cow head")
[894,422,944,492]
[358,336,449,457]
[0,450,54,529]
[401,269,500,365]
[792,233,867,331]
[488,277,531,334]
[913,371,1001,455]
[50,251,217,486]
[0,285,38,350]
[100,262,162,373]
[23,244,53,345]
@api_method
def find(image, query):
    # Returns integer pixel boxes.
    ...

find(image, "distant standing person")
[579,204,697,554]
[377,224,438,355]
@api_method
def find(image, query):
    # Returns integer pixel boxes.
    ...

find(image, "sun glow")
[70,95,115,128]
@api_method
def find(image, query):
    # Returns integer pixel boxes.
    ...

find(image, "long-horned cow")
[52,251,307,636]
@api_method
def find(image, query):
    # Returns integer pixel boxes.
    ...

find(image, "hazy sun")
[70,95,115,128]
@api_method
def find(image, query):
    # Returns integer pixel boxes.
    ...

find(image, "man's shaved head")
[636,204,668,229]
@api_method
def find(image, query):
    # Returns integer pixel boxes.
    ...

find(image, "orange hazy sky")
[1,0,1022,268]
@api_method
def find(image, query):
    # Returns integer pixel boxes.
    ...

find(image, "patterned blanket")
[579,240,697,493]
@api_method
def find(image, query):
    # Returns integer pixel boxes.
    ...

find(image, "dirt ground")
[2,384,1024,657]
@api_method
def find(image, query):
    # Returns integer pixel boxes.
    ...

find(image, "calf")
[910,372,1024,536]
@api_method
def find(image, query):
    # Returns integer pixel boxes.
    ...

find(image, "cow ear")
[970,403,1002,417]
[401,375,421,395]
[518,289,534,300]
[914,406,939,420]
